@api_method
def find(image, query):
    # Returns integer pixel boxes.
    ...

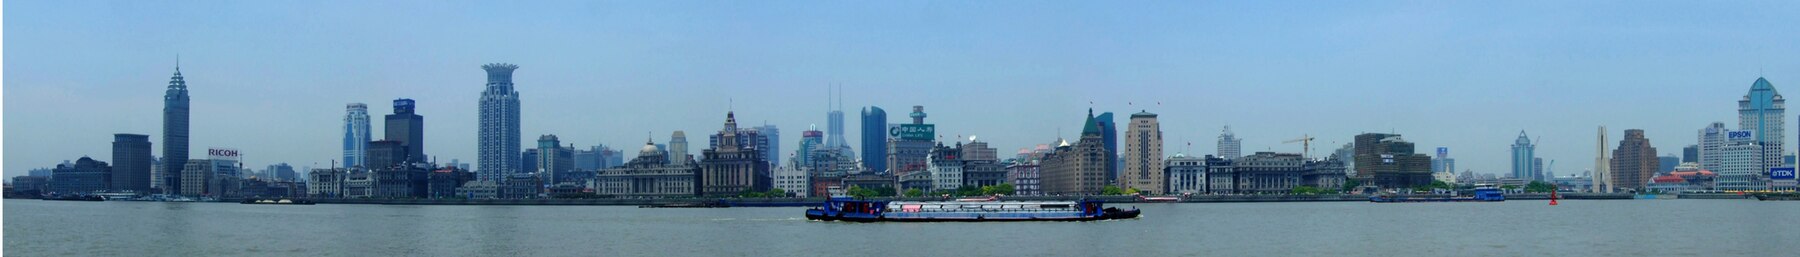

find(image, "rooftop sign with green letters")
[890,124,935,141]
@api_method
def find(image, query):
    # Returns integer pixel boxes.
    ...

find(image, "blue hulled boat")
[1370,186,1506,203]
[805,197,1140,222]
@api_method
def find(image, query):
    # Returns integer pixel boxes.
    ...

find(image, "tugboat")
[805,197,1140,222]
[1370,185,1505,203]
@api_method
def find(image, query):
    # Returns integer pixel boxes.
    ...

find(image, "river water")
[5,199,1797,256]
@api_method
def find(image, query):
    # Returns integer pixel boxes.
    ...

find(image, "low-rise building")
[1006,161,1041,196]
[1205,152,1347,194]
[343,173,374,198]
[427,167,476,198]
[307,168,345,198]
[1164,154,1206,194]
[773,166,809,197]
[49,157,111,195]
[456,180,500,199]
[594,142,701,197]
[962,160,1008,188]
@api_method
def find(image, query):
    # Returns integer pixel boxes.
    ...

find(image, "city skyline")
[7,1,1800,180]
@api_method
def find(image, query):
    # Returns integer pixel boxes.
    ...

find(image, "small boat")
[639,202,728,208]
[1752,193,1800,201]
[239,198,316,205]
[1138,195,1181,202]
[1371,186,1505,203]
[806,197,1140,222]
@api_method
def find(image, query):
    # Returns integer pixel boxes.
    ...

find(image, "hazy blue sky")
[5,1,1798,179]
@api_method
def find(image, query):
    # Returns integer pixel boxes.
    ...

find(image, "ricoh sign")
[209,148,241,161]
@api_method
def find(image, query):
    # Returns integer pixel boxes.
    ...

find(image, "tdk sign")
[1727,130,1755,141]
[1772,167,1797,180]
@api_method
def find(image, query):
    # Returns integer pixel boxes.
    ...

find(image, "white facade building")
[773,166,810,197]
[928,156,963,192]
[1164,154,1206,194]
[1716,141,1767,191]
[1697,122,1729,172]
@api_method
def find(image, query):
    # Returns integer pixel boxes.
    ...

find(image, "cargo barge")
[805,197,1139,222]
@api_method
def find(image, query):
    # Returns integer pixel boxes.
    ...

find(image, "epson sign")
[1727,130,1755,141]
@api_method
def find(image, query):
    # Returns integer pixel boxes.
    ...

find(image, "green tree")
[846,186,878,198]
[1524,181,1556,193]
[1124,187,1141,195]
[1291,186,1321,195]
[1101,185,1124,195]
[904,188,924,197]
[956,185,983,197]
[1429,180,1454,190]
[768,188,786,197]
[988,183,1016,195]
[1341,179,1363,193]
[871,187,898,197]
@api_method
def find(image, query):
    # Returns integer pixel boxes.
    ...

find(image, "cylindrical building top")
[910,105,926,124]
[482,63,519,84]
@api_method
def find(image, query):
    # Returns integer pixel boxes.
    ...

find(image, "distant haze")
[5,1,1798,179]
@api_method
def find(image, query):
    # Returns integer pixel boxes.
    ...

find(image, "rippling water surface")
[6,199,1797,256]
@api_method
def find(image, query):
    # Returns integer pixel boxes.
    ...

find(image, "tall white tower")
[1593,126,1612,193]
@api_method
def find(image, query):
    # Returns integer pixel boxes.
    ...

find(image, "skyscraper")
[367,140,407,170]
[1658,155,1680,173]
[798,127,824,167]
[1121,110,1164,194]
[825,87,849,153]
[757,125,780,166]
[861,106,888,172]
[1511,131,1535,180]
[537,135,574,186]
[343,103,371,169]
[1682,145,1699,163]
[1217,126,1242,160]
[1041,109,1111,195]
[1609,129,1657,192]
[1095,112,1118,184]
[1698,122,1729,171]
[669,131,690,165]
[385,99,425,163]
[1739,77,1785,172]
[887,106,935,174]
[479,63,522,182]
[161,63,190,194]
[112,134,152,193]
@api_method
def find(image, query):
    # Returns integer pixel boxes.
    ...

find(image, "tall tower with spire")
[478,63,521,182]
[1738,77,1785,173]
[825,86,850,154]
[161,60,190,194]
[1511,131,1535,180]
[1593,126,1611,193]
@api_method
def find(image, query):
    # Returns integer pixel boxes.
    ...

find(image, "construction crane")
[1283,134,1316,159]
